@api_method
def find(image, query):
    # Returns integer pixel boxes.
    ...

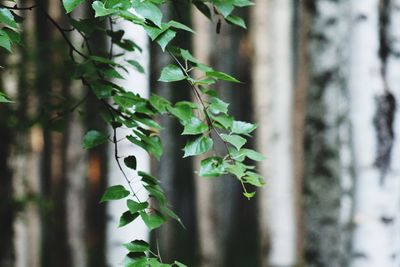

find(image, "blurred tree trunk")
[251,0,298,266]
[194,6,259,267]
[302,1,354,266]
[349,0,395,266]
[383,0,400,263]
[150,3,198,266]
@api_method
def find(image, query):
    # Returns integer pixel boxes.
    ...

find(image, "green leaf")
[167,103,194,123]
[127,60,145,73]
[123,240,150,253]
[145,185,167,207]
[82,130,108,149]
[243,191,256,200]
[225,162,247,179]
[182,117,208,135]
[231,121,257,135]
[149,94,171,113]
[91,82,113,99]
[206,70,240,83]
[140,211,166,230]
[159,64,186,82]
[240,148,266,161]
[101,185,130,202]
[119,211,139,227]
[167,20,195,33]
[132,1,163,27]
[233,0,254,7]
[220,134,246,150]
[92,1,117,17]
[209,113,233,129]
[180,49,199,64]
[156,29,176,51]
[244,171,265,187]
[174,261,188,267]
[63,0,85,13]
[138,171,160,186]
[209,97,229,114]
[0,8,18,31]
[124,252,147,267]
[214,1,235,17]
[124,156,137,170]
[0,30,11,52]
[183,135,213,157]
[0,92,12,103]
[127,199,148,214]
[160,206,185,229]
[199,157,226,177]
[226,15,246,29]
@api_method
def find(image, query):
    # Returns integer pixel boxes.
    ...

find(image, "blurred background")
[1,0,400,267]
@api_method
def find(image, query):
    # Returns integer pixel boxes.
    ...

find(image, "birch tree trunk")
[303,1,353,266]
[349,0,395,266]
[251,0,297,266]
[106,20,150,266]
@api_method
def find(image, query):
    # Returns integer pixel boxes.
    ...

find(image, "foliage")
[0,0,263,265]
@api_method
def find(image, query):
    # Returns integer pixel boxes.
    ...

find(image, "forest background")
[1,0,399,267]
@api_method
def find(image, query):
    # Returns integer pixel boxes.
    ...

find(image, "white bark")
[251,0,297,266]
[106,21,150,266]
[349,0,393,266]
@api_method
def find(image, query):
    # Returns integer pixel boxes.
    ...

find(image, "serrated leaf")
[206,70,240,83]
[101,185,130,202]
[182,117,208,135]
[63,0,85,13]
[127,199,148,214]
[159,64,186,82]
[92,1,117,17]
[209,97,229,114]
[140,211,166,230]
[119,211,139,227]
[199,157,226,177]
[123,240,150,253]
[82,130,108,149]
[220,134,246,150]
[231,121,257,135]
[124,156,137,170]
[183,135,213,157]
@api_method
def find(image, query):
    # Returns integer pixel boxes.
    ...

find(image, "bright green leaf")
[243,191,256,200]
[101,185,130,202]
[140,211,166,230]
[182,117,208,135]
[199,157,226,177]
[231,120,257,135]
[132,1,163,27]
[220,133,246,150]
[226,15,246,28]
[209,97,229,114]
[174,261,188,267]
[92,1,117,17]
[63,0,85,13]
[183,135,213,157]
[127,199,148,214]
[244,171,265,187]
[158,64,186,82]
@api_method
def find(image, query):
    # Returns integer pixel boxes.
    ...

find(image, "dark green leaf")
[149,94,171,113]
[82,130,108,149]
[119,211,139,227]
[124,156,137,170]
[0,30,11,52]
[0,8,18,31]
[132,1,162,27]
[123,240,150,253]
[127,60,145,73]
[183,135,213,157]
[156,29,176,51]
[101,185,130,202]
